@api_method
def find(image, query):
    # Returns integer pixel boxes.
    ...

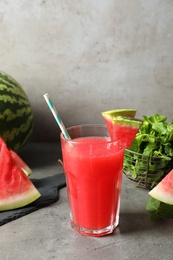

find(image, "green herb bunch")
[146,197,173,220]
[130,114,173,158]
[123,114,173,188]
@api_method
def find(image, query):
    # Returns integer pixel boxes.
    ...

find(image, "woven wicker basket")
[123,149,173,189]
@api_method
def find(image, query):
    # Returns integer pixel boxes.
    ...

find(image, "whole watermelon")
[0,71,34,151]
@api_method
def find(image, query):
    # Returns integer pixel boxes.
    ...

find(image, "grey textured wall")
[0,0,173,141]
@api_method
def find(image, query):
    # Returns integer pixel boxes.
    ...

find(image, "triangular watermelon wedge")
[102,109,136,136]
[0,140,41,211]
[102,109,139,147]
[148,169,173,205]
[103,113,143,148]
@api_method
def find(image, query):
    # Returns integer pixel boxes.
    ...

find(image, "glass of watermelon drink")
[60,124,124,237]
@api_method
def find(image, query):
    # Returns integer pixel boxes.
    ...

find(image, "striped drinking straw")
[43,93,71,140]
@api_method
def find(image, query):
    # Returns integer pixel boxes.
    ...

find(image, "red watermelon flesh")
[112,117,143,148]
[149,169,173,205]
[0,137,32,176]
[102,109,138,147]
[104,116,143,148]
[0,139,40,211]
[10,150,32,176]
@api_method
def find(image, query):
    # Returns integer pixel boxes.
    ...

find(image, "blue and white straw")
[43,93,71,140]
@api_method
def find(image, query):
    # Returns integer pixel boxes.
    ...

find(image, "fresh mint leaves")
[146,197,173,220]
[131,114,173,157]
[123,114,173,188]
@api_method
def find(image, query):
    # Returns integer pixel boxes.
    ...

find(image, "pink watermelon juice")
[60,124,124,236]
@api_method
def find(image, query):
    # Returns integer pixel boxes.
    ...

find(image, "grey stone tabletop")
[0,143,172,260]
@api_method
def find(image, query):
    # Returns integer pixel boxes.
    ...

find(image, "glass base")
[70,219,119,237]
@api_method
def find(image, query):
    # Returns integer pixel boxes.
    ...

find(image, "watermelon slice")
[102,109,136,135]
[10,150,32,176]
[148,169,173,205]
[0,139,41,211]
[102,109,139,147]
[103,113,143,148]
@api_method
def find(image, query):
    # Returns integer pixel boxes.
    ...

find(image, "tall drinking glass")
[60,124,124,237]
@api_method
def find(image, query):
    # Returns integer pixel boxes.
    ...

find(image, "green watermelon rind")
[112,116,143,129]
[102,109,136,119]
[148,170,173,205]
[0,188,40,211]
[0,71,34,151]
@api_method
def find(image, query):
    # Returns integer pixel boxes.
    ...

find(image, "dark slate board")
[0,173,66,226]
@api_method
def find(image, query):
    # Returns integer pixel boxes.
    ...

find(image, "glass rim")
[60,123,124,145]
[66,123,106,130]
